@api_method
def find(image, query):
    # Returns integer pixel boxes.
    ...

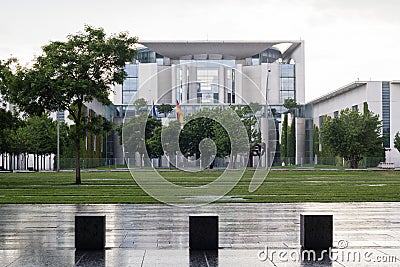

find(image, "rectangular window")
[213,93,219,103]
[125,64,138,77]
[279,64,296,104]
[280,64,295,78]
[251,58,260,65]
[123,91,136,105]
[122,78,138,90]
[352,105,358,111]
[122,64,139,105]
[334,111,339,118]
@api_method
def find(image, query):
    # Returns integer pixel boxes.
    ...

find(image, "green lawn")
[0,170,399,203]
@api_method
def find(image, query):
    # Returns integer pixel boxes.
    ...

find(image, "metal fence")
[55,156,392,170]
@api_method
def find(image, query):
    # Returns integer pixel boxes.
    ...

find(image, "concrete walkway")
[0,203,400,266]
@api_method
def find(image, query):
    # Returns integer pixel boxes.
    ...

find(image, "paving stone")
[0,203,399,266]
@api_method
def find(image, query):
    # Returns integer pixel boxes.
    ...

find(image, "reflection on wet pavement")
[0,202,400,266]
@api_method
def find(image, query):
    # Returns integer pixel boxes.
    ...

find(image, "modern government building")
[112,40,306,167]
[2,40,400,169]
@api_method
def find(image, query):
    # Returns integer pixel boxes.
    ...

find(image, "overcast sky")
[1,0,399,102]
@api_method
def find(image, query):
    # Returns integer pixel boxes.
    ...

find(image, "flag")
[152,101,158,119]
[176,100,184,123]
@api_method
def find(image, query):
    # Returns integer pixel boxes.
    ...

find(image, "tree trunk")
[75,138,81,184]
[248,153,253,168]
[349,157,358,169]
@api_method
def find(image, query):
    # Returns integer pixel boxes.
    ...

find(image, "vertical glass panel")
[382,81,390,148]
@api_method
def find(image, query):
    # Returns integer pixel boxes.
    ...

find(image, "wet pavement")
[0,202,400,266]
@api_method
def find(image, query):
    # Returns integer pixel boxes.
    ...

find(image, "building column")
[181,64,188,103]
[235,64,243,104]
[188,65,198,104]
[218,65,225,103]
[171,64,177,103]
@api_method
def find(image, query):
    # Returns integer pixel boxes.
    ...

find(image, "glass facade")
[122,64,138,105]
[175,62,236,104]
[279,64,296,104]
[304,118,314,164]
[382,81,390,148]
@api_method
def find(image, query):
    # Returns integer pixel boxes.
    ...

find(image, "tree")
[161,120,181,167]
[123,114,147,167]
[145,117,163,160]
[179,106,251,169]
[179,109,216,160]
[280,114,288,164]
[122,115,162,167]
[133,98,148,114]
[313,125,320,158]
[24,115,57,171]
[0,26,137,184]
[283,98,300,114]
[321,108,382,168]
[287,116,296,165]
[157,104,174,118]
[0,108,23,170]
[214,106,250,167]
[395,132,400,153]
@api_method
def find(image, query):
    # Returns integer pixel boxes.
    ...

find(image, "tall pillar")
[171,64,177,104]
[181,64,188,103]
[218,65,225,103]
[235,64,243,104]
[188,65,197,104]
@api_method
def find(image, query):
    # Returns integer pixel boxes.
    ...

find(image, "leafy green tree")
[179,106,251,168]
[161,120,181,167]
[395,132,400,153]
[157,104,174,118]
[214,107,250,167]
[180,109,216,160]
[23,115,57,170]
[313,125,320,158]
[6,126,29,170]
[122,115,162,167]
[25,115,57,155]
[234,105,261,153]
[133,98,148,114]
[287,116,296,165]
[0,26,137,184]
[280,114,288,164]
[321,108,382,168]
[145,117,163,160]
[0,108,18,154]
[0,108,23,170]
[283,98,300,114]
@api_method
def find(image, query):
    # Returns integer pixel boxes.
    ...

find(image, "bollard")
[189,215,218,250]
[300,214,333,250]
[75,215,106,250]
